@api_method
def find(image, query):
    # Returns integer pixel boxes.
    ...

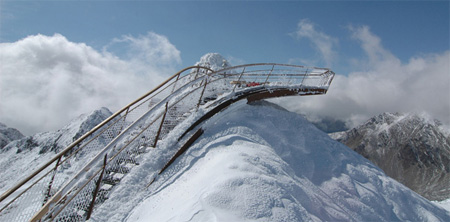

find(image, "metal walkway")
[0,63,334,221]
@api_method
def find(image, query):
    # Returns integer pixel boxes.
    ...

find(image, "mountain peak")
[2,107,113,154]
[0,107,114,196]
[0,123,24,149]
[195,53,232,71]
[333,112,450,201]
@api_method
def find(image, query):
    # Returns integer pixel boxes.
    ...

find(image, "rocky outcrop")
[0,123,24,149]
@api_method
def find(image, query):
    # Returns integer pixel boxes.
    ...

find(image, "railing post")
[171,74,181,93]
[301,68,309,85]
[197,77,209,108]
[117,107,130,135]
[43,156,62,205]
[232,67,246,93]
[263,65,274,87]
[86,154,107,220]
[194,67,200,80]
[153,102,169,148]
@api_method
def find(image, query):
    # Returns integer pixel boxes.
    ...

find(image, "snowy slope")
[0,107,113,194]
[89,101,450,221]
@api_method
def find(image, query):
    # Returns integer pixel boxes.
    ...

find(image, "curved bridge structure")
[0,63,334,221]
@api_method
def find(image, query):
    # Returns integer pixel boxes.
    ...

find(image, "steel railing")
[0,63,334,222]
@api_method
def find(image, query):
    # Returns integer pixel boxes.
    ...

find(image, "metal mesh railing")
[0,64,334,221]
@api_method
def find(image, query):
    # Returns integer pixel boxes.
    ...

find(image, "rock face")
[0,123,24,149]
[331,112,450,201]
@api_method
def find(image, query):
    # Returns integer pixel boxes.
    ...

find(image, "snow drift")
[89,101,449,221]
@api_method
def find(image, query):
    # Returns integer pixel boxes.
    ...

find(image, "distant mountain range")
[331,112,450,201]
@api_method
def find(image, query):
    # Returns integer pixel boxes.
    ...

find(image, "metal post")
[171,74,181,93]
[262,65,274,87]
[301,68,309,85]
[232,67,246,93]
[194,67,200,80]
[117,107,130,135]
[197,77,209,108]
[43,157,61,205]
[153,102,169,148]
[86,154,107,220]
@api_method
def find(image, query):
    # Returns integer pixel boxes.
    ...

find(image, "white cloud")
[349,25,400,68]
[105,32,181,68]
[281,25,450,128]
[294,19,338,67]
[0,32,181,135]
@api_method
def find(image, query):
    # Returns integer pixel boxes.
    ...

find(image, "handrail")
[0,65,213,204]
[0,63,334,222]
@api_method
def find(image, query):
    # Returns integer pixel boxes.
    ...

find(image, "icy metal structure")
[0,64,334,221]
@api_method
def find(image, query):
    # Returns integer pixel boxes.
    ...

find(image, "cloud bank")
[283,23,450,128]
[0,32,181,135]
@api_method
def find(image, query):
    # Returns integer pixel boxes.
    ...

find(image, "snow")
[194,53,231,71]
[89,101,450,221]
[0,107,112,195]
[0,123,24,149]
[434,199,450,213]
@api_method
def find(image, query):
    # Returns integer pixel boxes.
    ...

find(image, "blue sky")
[2,1,448,74]
[0,1,449,135]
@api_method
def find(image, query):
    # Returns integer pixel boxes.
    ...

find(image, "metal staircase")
[0,64,334,221]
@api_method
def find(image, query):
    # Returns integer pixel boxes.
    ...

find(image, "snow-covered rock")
[331,112,450,201]
[0,123,24,149]
[90,102,450,221]
[194,53,231,71]
[0,107,113,193]
[435,199,450,213]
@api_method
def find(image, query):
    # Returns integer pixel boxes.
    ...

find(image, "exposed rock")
[0,123,24,149]
[331,112,450,201]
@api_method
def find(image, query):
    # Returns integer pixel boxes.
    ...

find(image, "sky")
[0,0,449,135]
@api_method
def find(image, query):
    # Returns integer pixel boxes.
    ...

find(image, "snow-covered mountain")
[0,123,24,149]
[331,112,450,201]
[2,107,112,154]
[0,107,113,193]
[89,101,450,221]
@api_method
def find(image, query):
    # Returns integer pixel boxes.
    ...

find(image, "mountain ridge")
[0,123,24,149]
[0,107,113,193]
[331,112,450,201]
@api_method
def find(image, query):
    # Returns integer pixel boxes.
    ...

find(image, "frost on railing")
[0,64,334,222]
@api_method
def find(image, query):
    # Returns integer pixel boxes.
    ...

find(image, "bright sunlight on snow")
[89,101,450,221]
